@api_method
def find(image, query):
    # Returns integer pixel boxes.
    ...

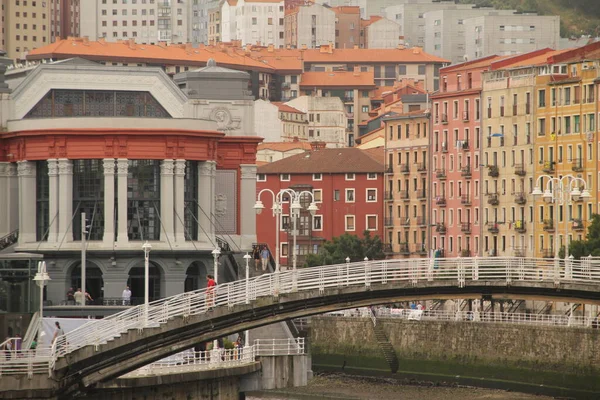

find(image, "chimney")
[293,136,299,142]
[128,38,136,49]
[268,44,274,52]
[82,36,90,45]
[353,44,358,49]
[98,37,106,45]
[310,141,326,151]
[301,44,307,50]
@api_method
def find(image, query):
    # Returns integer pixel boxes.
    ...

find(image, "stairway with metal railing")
[0,229,18,252]
[369,308,399,374]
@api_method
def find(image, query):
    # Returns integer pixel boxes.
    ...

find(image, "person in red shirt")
[206,274,216,308]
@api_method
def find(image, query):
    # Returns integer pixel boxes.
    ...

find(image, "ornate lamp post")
[33,261,51,346]
[142,241,152,325]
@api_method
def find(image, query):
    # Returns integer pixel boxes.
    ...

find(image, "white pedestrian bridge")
[2,256,600,398]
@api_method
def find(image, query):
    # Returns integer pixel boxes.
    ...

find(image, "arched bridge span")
[52,257,600,398]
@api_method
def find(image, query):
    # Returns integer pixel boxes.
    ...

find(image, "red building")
[256,146,384,266]
[430,56,501,257]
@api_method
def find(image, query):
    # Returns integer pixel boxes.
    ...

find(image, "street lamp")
[243,253,251,354]
[33,261,50,347]
[211,246,221,355]
[533,174,591,279]
[142,241,152,325]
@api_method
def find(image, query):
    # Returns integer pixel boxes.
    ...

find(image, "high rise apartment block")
[1,0,79,60]
[80,0,190,44]
[284,2,335,49]
[221,0,285,47]
[190,0,220,45]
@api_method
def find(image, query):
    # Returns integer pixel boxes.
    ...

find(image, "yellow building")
[534,57,598,258]
[383,110,430,258]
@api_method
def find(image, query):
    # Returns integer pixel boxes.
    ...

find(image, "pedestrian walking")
[260,246,270,272]
[66,287,75,305]
[52,322,65,351]
[74,288,84,305]
[122,285,132,306]
[206,274,216,308]
[253,246,261,271]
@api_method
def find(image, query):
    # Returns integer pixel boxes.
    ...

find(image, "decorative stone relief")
[103,159,116,175]
[240,165,257,179]
[161,160,175,175]
[17,161,35,177]
[215,193,228,217]
[116,159,129,175]
[57,159,73,175]
[47,159,59,176]
[210,107,242,132]
[174,160,186,176]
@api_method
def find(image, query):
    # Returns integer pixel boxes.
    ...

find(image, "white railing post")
[382,260,388,285]
[518,257,525,280]
[458,257,465,288]
[319,266,325,293]
[506,258,512,286]
[337,262,342,287]
[364,257,371,288]
[472,256,479,280]
[345,257,350,286]
[427,256,434,281]
[411,260,418,286]
[554,256,561,286]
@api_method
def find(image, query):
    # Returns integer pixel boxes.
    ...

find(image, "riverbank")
[248,373,556,400]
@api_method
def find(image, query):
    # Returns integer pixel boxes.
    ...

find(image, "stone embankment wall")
[310,317,600,392]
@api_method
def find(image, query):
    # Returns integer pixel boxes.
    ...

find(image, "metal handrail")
[11,256,600,376]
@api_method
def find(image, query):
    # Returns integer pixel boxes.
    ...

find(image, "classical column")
[0,162,13,236]
[198,161,216,244]
[160,160,175,244]
[173,159,186,243]
[47,159,59,243]
[116,159,129,244]
[103,159,116,244]
[240,164,257,251]
[57,159,73,242]
[5,164,17,235]
[17,161,37,244]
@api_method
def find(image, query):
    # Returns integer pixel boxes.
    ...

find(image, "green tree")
[304,231,385,267]
[565,214,600,259]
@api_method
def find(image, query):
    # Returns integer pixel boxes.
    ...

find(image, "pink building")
[430,56,502,257]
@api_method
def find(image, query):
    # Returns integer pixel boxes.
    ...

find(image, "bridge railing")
[0,349,51,377]
[49,257,600,373]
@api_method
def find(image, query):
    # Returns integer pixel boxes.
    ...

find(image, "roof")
[361,16,383,27]
[257,148,385,174]
[441,54,506,73]
[302,47,448,64]
[330,6,360,15]
[300,71,376,88]
[271,102,305,114]
[490,48,570,70]
[258,141,312,152]
[362,146,385,164]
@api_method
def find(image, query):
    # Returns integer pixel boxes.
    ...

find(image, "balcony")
[461,249,472,257]
[460,195,471,205]
[514,192,526,205]
[513,247,525,257]
[460,222,471,234]
[400,164,410,174]
[416,216,427,227]
[344,97,355,103]
[572,158,584,172]
[413,243,428,255]
[399,243,410,256]
[385,191,393,201]
[461,165,471,178]
[487,222,499,234]
[399,190,410,201]
[416,189,427,200]
[282,82,291,89]
[487,165,499,178]
[400,217,411,227]
[461,141,470,151]
[441,142,448,153]
[435,196,446,206]
[543,219,555,232]
[542,248,554,258]
[436,223,447,234]
[386,166,393,174]
[514,220,526,233]
[573,219,584,231]
[417,163,427,173]
[542,161,555,174]
[435,169,446,179]
[462,111,469,121]
[514,163,525,176]
[383,243,393,254]
[441,113,448,124]
[487,193,499,206]
[384,217,394,227]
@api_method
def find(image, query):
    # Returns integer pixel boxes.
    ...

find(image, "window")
[313,189,322,203]
[367,173,377,180]
[366,215,377,231]
[346,189,355,202]
[345,173,355,181]
[345,215,355,231]
[362,106,369,113]
[281,243,289,257]
[280,173,290,181]
[312,173,322,181]
[334,189,340,201]
[366,189,377,202]
[313,215,323,231]
[257,173,266,182]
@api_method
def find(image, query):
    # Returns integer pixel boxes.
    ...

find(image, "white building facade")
[286,96,347,148]
[285,3,336,49]
[221,0,285,47]
[364,18,401,49]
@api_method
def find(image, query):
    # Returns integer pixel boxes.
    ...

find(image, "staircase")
[370,309,399,373]
[507,300,525,313]
[0,229,18,252]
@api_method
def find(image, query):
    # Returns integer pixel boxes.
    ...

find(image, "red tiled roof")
[258,141,312,152]
[330,6,360,14]
[300,71,376,88]
[303,47,449,64]
[361,16,383,27]
[271,102,305,114]
[257,147,384,174]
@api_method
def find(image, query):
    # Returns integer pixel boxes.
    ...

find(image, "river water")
[246,374,555,400]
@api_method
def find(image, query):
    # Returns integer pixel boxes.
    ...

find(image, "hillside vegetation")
[458,0,600,37]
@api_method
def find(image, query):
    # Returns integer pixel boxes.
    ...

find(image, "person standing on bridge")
[206,274,216,308]
[260,246,270,272]
[253,246,261,271]
[74,288,84,305]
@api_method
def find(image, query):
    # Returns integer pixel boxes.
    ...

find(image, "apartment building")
[256,147,385,267]
[256,141,312,164]
[190,0,220,45]
[286,95,347,148]
[424,8,517,65]
[80,0,190,44]
[207,5,222,44]
[480,52,544,258]
[383,110,430,258]
[385,1,472,49]
[1,0,79,60]
[284,2,335,49]
[430,57,500,258]
[221,0,285,47]
[314,0,399,18]
[254,99,308,142]
[533,46,600,259]
[361,16,400,49]
[464,14,560,61]
[330,6,361,50]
